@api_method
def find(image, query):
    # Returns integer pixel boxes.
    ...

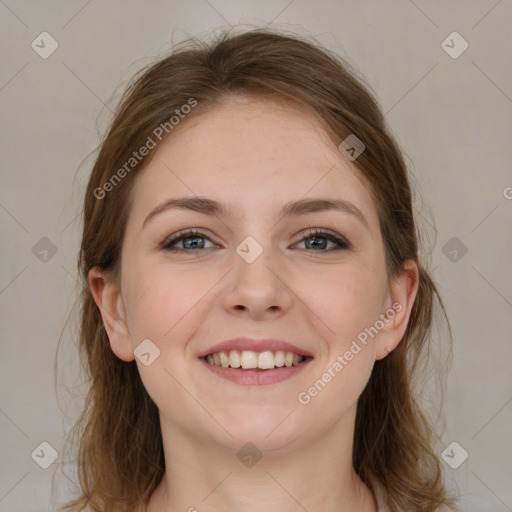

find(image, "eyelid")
[297,227,350,247]
[161,227,351,252]
[161,228,217,249]
[294,228,351,251]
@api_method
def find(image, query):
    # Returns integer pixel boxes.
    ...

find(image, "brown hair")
[56,27,456,511]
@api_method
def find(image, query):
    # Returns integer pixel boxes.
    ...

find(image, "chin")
[205,406,312,454]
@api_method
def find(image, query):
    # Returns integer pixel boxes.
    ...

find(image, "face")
[90,96,416,452]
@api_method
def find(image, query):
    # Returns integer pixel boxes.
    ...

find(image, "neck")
[147,404,378,512]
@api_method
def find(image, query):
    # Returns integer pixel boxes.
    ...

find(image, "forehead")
[128,96,379,229]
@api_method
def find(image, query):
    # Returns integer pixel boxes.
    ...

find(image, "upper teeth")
[206,350,304,369]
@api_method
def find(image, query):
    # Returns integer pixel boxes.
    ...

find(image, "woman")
[58,28,458,511]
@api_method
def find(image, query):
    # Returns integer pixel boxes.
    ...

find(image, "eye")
[293,228,351,252]
[161,229,217,251]
[161,227,351,252]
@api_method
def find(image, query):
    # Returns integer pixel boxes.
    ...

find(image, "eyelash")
[161,228,351,252]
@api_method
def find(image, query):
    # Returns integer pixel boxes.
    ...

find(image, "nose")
[220,241,293,320]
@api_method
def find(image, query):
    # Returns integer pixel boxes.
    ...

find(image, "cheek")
[296,269,382,418]
[296,350,374,434]
[122,262,213,411]
[301,265,386,349]
[295,267,386,420]
[122,259,205,348]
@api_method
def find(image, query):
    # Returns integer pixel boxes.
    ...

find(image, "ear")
[375,259,419,361]
[88,266,135,362]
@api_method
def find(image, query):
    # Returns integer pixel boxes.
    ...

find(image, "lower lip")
[199,357,312,386]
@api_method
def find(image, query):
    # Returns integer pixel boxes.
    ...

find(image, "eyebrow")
[142,196,370,230]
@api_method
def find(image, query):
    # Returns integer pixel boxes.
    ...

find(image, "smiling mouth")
[203,350,311,370]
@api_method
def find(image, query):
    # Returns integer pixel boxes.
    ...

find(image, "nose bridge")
[234,231,279,286]
[231,212,277,265]
[222,230,292,315]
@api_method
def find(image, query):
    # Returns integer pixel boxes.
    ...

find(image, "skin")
[89,95,419,512]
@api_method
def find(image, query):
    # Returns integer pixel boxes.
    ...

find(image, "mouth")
[203,349,311,370]
[199,349,313,386]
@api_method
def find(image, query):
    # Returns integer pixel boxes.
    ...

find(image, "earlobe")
[375,260,419,360]
[88,267,135,362]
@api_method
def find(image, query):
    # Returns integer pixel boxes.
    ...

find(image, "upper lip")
[197,337,314,359]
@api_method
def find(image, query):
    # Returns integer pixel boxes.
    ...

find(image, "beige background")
[1,1,511,511]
